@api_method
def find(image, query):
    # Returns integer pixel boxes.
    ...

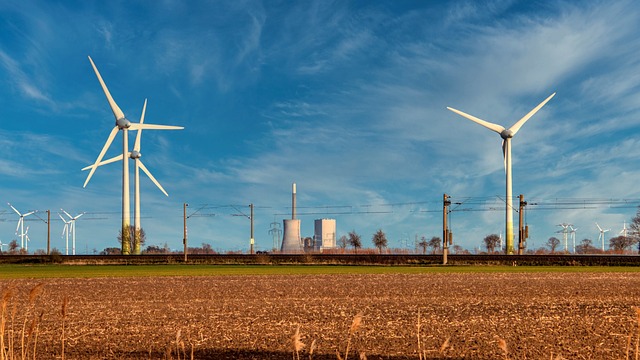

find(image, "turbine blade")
[83,126,119,187]
[8,204,20,216]
[87,56,125,121]
[129,124,184,131]
[58,214,66,222]
[82,154,125,170]
[508,92,556,135]
[446,107,505,134]
[15,218,21,234]
[61,209,72,219]
[138,160,169,196]
[75,213,84,220]
[134,99,147,152]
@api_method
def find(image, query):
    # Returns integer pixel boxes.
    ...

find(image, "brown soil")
[2,272,640,359]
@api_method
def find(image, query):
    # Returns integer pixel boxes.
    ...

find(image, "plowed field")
[2,271,640,359]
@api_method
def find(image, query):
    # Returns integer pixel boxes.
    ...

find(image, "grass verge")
[1,264,640,279]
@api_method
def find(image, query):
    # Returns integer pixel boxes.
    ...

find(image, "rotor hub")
[500,129,513,139]
[130,150,141,159]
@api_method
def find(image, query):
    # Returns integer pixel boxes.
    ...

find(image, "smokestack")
[281,182,303,253]
[292,182,296,220]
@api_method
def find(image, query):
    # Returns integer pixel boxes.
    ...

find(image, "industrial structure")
[280,183,303,253]
[314,218,336,251]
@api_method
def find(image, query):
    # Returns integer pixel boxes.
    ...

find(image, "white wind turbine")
[569,225,578,253]
[8,203,36,251]
[620,221,628,238]
[83,99,170,254]
[83,56,183,255]
[447,93,556,254]
[556,223,571,253]
[0,240,6,254]
[60,209,84,255]
[596,223,610,252]
[59,214,71,255]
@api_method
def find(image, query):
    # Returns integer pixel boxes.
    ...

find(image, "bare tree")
[483,234,500,253]
[338,235,348,253]
[546,237,560,253]
[428,236,442,254]
[418,236,428,254]
[372,229,388,253]
[609,235,637,253]
[575,238,596,254]
[630,208,640,253]
[118,226,146,253]
[348,231,362,254]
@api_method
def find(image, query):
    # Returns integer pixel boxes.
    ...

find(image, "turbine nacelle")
[130,150,141,159]
[117,118,132,129]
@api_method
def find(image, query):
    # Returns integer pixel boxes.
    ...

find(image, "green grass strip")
[0,264,640,279]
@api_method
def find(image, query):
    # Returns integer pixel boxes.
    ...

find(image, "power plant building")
[314,218,336,251]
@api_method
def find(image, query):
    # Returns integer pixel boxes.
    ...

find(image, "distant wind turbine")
[569,225,578,253]
[83,56,183,255]
[60,209,84,255]
[596,223,610,252]
[59,214,71,255]
[8,203,36,251]
[447,93,556,254]
[83,99,171,254]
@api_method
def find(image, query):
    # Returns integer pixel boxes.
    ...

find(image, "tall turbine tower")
[596,223,610,252]
[83,99,176,254]
[84,56,183,254]
[8,203,35,250]
[447,93,555,254]
[61,209,84,255]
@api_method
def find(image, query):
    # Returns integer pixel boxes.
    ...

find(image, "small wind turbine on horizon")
[447,93,556,254]
[569,225,578,253]
[83,99,170,254]
[83,56,183,255]
[620,221,628,238]
[556,223,571,253]
[8,203,36,251]
[596,223,610,252]
[60,209,84,255]
[60,214,71,255]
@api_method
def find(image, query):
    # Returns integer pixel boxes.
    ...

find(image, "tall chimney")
[292,182,297,220]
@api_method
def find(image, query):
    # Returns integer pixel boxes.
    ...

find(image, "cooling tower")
[281,183,303,253]
[281,219,303,253]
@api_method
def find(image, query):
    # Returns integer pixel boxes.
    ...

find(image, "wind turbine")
[59,214,71,255]
[0,240,6,254]
[83,99,170,254]
[447,93,556,254]
[61,209,84,255]
[23,226,30,248]
[8,203,36,250]
[620,221,628,238]
[83,56,183,255]
[556,223,571,253]
[569,225,578,253]
[596,223,610,252]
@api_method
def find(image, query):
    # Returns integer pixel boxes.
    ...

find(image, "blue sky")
[1,0,640,254]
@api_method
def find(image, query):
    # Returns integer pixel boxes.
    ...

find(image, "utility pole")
[183,203,188,262]
[518,194,528,255]
[46,210,51,255]
[443,194,451,265]
[249,203,255,254]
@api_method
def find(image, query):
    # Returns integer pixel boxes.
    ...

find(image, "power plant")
[314,219,336,251]
[280,183,303,253]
